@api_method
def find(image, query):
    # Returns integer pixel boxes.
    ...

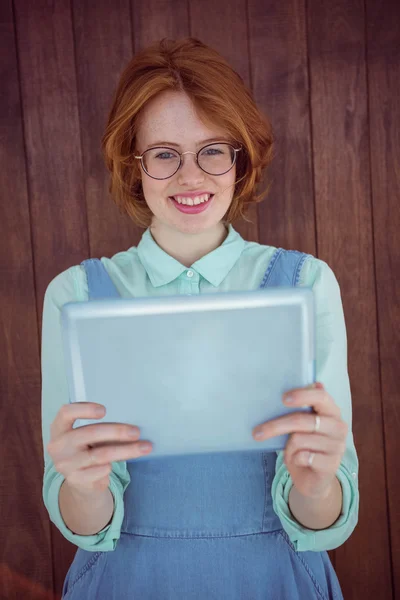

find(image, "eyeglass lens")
[142,143,236,178]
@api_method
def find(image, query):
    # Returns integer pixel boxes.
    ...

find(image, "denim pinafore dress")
[61,249,344,600]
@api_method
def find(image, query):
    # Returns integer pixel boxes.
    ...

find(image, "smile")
[171,193,212,206]
[168,194,214,214]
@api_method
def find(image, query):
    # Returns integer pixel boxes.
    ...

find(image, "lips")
[169,194,214,214]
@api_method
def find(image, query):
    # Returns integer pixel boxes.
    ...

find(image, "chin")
[172,220,218,236]
[150,199,233,236]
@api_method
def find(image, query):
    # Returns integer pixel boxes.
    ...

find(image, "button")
[352,472,357,479]
[186,270,194,278]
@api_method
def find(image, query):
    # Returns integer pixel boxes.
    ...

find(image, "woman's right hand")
[46,402,153,494]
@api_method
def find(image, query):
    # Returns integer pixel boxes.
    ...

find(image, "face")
[135,90,237,237]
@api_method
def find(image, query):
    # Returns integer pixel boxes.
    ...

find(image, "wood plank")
[248,0,316,256]
[366,0,400,596]
[72,0,142,259]
[307,0,392,597]
[190,0,259,242]
[13,0,90,595]
[133,0,189,48]
[0,1,53,597]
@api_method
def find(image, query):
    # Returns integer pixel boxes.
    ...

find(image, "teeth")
[174,194,211,205]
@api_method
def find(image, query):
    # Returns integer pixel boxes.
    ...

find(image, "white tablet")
[61,288,315,460]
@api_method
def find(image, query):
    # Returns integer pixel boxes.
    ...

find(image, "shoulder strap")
[259,248,311,288]
[81,258,121,300]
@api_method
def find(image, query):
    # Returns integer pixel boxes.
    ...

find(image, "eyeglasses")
[134,142,242,180]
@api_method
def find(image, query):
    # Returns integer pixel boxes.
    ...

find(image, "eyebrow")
[145,137,232,149]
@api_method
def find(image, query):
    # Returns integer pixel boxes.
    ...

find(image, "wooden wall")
[1,0,399,598]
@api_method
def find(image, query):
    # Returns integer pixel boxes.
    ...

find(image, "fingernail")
[253,429,264,439]
[139,442,152,452]
[284,395,294,403]
[129,427,139,437]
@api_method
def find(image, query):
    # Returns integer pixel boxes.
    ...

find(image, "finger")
[253,413,347,441]
[50,402,107,439]
[283,387,341,418]
[86,439,153,467]
[54,439,153,476]
[289,450,342,473]
[72,421,142,448]
[284,433,345,464]
[50,421,142,460]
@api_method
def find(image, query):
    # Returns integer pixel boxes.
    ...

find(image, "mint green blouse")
[41,224,359,553]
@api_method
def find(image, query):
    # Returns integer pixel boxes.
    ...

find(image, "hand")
[252,382,348,499]
[47,402,153,494]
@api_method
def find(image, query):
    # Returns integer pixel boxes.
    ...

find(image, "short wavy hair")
[101,38,274,228]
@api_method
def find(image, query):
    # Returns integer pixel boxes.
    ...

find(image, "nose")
[177,152,205,186]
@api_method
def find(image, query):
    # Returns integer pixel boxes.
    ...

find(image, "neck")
[149,221,229,267]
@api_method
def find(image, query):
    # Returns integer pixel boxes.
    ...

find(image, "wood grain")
[0,1,54,597]
[366,0,400,596]
[248,0,316,256]
[307,0,392,597]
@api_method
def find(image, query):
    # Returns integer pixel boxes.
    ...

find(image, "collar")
[137,224,246,288]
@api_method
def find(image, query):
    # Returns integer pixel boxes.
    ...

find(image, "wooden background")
[1,0,399,598]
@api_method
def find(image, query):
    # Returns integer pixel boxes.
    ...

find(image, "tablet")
[61,288,315,460]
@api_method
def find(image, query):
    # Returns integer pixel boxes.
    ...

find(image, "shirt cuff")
[42,463,130,552]
[271,451,359,552]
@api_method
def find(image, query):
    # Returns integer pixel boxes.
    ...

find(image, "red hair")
[101,38,274,228]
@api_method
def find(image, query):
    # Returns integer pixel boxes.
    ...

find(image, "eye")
[202,148,223,156]
[155,152,176,160]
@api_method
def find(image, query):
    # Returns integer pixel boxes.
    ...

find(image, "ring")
[314,415,321,433]
[307,452,315,466]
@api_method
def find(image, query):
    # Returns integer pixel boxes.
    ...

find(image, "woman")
[41,38,359,599]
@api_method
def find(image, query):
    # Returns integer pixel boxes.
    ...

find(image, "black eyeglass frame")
[134,142,243,180]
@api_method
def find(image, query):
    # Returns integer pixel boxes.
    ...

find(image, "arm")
[288,474,342,530]
[58,480,114,536]
[41,266,130,551]
[271,258,359,552]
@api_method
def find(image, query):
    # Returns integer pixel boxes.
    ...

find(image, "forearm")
[288,476,342,530]
[59,480,115,535]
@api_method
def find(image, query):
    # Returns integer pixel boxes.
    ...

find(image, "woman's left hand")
[252,382,348,499]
